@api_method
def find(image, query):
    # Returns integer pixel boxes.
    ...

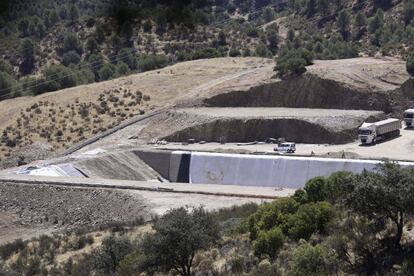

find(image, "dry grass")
[0,57,270,162]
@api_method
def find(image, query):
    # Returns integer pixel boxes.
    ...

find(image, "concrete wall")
[135,150,191,182]
[188,152,414,188]
[129,150,414,188]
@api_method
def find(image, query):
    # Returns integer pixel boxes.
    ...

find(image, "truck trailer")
[358,118,401,145]
[404,109,414,127]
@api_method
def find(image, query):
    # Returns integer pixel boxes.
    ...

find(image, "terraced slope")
[140,107,384,144]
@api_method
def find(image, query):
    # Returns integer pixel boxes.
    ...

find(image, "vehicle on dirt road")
[358,118,401,145]
[274,142,296,153]
[404,109,414,127]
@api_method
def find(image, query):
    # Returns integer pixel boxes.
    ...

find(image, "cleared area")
[141,107,383,144]
[154,126,414,161]
[0,175,279,244]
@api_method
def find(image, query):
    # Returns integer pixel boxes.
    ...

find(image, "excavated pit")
[141,108,385,145]
[163,118,352,144]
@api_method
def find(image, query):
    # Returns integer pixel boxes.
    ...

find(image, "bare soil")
[0,184,151,244]
[138,107,383,144]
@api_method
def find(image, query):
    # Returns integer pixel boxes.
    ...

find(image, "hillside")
[0,57,270,167]
[1,53,412,169]
[1,0,414,101]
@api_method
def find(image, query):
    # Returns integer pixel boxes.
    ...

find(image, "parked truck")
[404,109,414,127]
[358,118,401,145]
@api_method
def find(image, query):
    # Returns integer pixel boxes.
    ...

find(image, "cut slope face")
[204,58,410,113]
[141,108,384,144]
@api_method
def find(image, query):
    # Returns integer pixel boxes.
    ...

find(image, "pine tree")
[337,9,351,40]
[70,5,79,24]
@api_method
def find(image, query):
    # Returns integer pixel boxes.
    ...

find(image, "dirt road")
[154,126,414,161]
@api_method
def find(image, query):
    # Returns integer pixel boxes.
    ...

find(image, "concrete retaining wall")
[116,150,414,188]
[189,152,414,188]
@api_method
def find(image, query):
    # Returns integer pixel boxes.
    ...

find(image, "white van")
[274,142,296,153]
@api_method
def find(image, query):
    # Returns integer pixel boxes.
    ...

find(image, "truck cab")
[275,142,296,153]
[404,109,414,127]
[358,123,377,144]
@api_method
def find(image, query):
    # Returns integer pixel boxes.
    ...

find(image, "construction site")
[1,56,414,242]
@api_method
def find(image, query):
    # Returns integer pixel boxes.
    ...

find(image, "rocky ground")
[0,184,151,244]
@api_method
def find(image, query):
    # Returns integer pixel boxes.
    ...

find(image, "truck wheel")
[373,138,377,144]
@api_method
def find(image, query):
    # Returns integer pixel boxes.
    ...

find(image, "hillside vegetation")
[1,0,414,99]
[1,163,414,275]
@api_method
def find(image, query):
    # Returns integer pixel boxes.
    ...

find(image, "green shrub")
[116,61,130,76]
[248,198,299,240]
[0,59,13,74]
[287,243,338,276]
[0,71,18,99]
[139,207,219,276]
[253,227,285,259]
[98,63,116,81]
[192,48,223,60]
[62,32,83,54]
[407,54,414,76]
[325,171,355,203]
[0,239,26,260]
[62,50,81,66]
[93,235,133,274]
[275,48,313,78]
[138,54,168,72]
[285,202,334,241]
[304,176,327,202]
[40,64,78,93]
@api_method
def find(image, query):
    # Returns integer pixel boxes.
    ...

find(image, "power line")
[0,49,139,99]
[0,0,369,99]
[0,3,287,97]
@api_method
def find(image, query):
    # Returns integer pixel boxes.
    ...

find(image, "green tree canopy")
[345,162,414,248]
[62,33,83,54]
[139,207,219,276]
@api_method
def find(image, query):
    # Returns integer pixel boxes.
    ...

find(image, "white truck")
[358,118,401,145]
[403,109,414,127]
